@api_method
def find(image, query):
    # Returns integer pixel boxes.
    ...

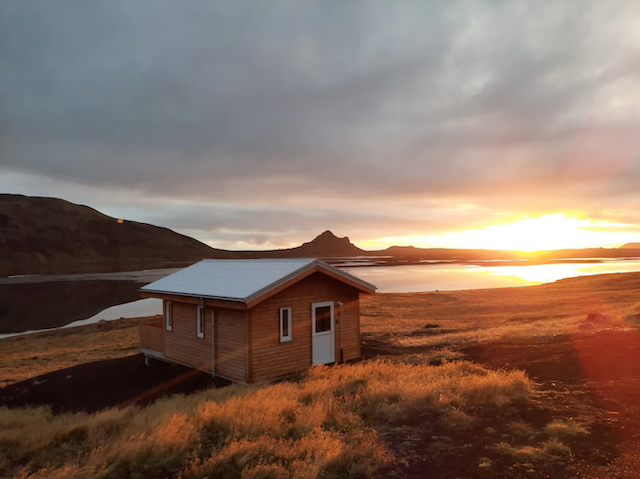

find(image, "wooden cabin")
[139,258,376,383]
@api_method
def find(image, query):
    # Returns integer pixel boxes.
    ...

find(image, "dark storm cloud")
[2,1,640,245]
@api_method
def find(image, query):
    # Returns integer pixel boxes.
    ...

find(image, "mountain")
[0,195,369,276]
[5,193,640,277]
[227,230,367,259]
[290,230,365,257]
[0,194,234,276]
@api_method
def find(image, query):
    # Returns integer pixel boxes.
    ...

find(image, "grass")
[543,418,589,437]
[361,271,640,349]
[2,271,637,477]
[0,359,533,479]
[492,437,571,463]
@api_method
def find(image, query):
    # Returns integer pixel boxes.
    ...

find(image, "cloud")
[2,1,640,247]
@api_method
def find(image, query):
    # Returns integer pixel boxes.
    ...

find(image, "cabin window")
[315,306,332,333]
[165,301,173,331]
[280,306,292,342]
[197,305,205,338]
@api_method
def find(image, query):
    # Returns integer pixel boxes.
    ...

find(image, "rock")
[484,427,497,435]
[579,322,595,330]
[424,323,440,329]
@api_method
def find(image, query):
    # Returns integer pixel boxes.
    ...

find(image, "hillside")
[0,195,369,276]
[0,194,234,276]
[620,242,640,249]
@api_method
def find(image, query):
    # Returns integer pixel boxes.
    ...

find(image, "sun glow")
[368,213,640,252]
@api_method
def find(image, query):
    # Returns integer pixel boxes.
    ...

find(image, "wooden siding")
[142,292,246,310]
[140,320,164,353]
[250,272,361,382]
[215,309,247,382]
[164,301,213,373]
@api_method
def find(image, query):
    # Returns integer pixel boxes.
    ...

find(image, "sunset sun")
[442,214,637,252]
[368,213,640,252]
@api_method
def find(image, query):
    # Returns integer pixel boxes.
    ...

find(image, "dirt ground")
[467,329,640,479]
[365,328,640,479]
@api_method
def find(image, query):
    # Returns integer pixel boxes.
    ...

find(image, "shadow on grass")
[0,353,229,414]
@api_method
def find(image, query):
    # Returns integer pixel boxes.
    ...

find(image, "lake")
[2,258,640,337]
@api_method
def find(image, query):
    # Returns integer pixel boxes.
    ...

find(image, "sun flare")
[368,214,640,252]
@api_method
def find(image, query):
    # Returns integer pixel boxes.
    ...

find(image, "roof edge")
[140,288,246,303]
[316,260,378,292]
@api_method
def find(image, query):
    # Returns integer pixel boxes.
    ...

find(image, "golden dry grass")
[361,271,640,349]
[2,272,637,477]
[0,318,149,386]
[543,418,589,437]
[0,359,532,479]
[492,437,572,464]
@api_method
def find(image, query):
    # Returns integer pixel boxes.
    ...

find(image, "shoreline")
[4,255,640,281]
[0,270,640,342]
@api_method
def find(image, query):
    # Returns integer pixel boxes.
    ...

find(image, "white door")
[312,301,335,365]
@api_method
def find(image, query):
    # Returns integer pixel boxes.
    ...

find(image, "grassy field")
[361,271,640,350]
[1,271,640,478]
[0,360,531,479]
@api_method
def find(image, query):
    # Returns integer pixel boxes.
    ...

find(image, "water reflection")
[343,259,640,293]
[478,260,640,284]
[0,279,142,335]
[2,259,640,337]
[0,268,177,335]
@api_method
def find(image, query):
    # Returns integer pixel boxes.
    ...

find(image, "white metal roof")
[140,258,376,303]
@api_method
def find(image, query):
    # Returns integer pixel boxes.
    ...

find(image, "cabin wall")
[164,301,213,373]
[249,272,361,382]
[215,308,247,382]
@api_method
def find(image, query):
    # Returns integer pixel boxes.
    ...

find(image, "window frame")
[279,306,293,343]
[197,305,205,339]
[165,301,173,331]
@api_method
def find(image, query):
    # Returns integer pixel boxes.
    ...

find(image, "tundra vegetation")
[1,360,530,478]
[2,271,640,477]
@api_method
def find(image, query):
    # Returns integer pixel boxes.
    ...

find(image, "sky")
[2,1,640,251]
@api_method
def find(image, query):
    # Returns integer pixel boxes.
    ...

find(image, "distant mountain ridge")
[3,194,640,277]
[0,195,368,276]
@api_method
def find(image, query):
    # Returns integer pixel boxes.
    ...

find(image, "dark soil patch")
[372,329,640,478]
[0,354,229,414]
[423,323,441,329]
[376,403,586,479]
[361,338,425,358]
